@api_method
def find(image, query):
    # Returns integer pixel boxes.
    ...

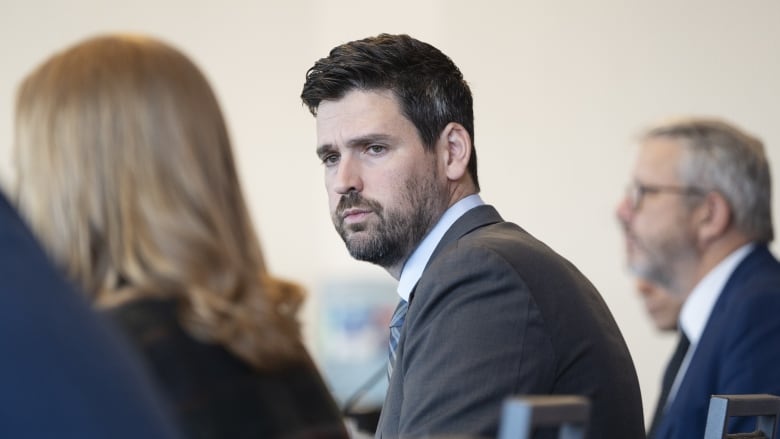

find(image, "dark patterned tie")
[387,299,408,380]
[648,332,690,438]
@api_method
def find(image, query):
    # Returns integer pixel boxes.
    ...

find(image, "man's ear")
[696,191,732,244]
[438,122,472,181]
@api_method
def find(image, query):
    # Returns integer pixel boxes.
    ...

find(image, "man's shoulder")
[419,219,603,313]
[437,220,587,282]
[447,218,553,257]
[698,247,780,347]
[723,246,780,303]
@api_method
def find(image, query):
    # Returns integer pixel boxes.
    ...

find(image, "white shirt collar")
[679,243,754,345]
[396,194,484,301]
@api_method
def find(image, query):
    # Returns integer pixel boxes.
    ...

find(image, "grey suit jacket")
[376,205,644,439]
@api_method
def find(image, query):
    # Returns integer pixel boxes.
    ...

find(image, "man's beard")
[629,251,675,290]
[332,172,448,269]
[627,231,699,293]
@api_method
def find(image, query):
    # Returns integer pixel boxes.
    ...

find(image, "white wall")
[2,0,779,423]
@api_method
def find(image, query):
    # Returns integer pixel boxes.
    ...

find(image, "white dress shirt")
[666,243,754,406]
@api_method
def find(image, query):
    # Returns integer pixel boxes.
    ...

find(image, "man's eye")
[367,144,386,154]
[322,154,339,165]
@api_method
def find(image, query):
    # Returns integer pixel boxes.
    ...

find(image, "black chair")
[497,395,590,439]
[703,394,780,439]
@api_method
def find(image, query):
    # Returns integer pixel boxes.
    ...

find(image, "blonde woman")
[14,34,347,439]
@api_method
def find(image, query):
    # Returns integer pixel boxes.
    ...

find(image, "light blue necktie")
[387,299,408,380]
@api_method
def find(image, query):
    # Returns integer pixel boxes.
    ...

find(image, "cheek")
[634,212,668,241]
[327,192,340,214]
[367,168,404,203]
[634,220,656,242]
[324,173,339,205]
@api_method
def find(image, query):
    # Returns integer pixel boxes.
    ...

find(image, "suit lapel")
[426,205,504,267]
[381,205,503,437]
[719,245,772,300]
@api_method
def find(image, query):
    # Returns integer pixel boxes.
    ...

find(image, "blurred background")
[2,0,779,424]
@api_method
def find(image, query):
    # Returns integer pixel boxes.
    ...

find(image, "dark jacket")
[108,298,349,439]
[0,193,180,438]
[652,245,780,439]
[376,205,645,439]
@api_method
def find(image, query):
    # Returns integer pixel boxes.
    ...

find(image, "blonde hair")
[14,34,304,369]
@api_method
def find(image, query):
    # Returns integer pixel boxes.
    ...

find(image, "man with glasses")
[616,117,780,439]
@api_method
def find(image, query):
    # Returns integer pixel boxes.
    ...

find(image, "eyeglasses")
[626,182,708,211]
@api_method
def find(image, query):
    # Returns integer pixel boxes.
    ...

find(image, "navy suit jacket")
[654,245,780,439]
[0,193,180,438]
[376,205,645,439]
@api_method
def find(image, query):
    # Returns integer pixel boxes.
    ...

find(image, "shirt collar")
[679,243,754,345]
[396,194,484,301]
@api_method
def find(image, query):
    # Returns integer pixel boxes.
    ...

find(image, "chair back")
[497,395,590,439]
[703,394,780,439]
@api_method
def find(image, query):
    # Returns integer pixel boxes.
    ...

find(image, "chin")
[627,255,649,276]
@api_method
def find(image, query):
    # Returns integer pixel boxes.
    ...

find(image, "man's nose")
[615,195,634,226]
[332,155,363,195]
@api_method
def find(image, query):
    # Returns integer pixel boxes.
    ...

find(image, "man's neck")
[385,261,406,281]
[384,190,479,281]
[390,194,485,300]
[679,231,753,299]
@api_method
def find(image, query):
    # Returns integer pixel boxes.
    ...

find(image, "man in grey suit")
[301,33,644,439]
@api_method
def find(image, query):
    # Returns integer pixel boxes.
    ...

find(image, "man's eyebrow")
[346,134,394,147]
[316,144,334,159]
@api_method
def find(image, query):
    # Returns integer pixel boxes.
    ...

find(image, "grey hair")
[642,117,774,243]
